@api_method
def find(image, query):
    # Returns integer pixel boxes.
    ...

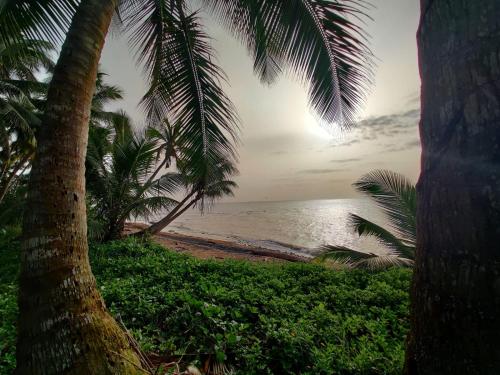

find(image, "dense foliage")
[86,117,181,241]
[1,233,410,374]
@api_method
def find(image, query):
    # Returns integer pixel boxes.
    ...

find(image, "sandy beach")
[124,223,309,263]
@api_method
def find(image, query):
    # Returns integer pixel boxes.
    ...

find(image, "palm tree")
[145,157,238,236]
[0,66,125,214]
[90,70,126,128]
[1,1,372,372]
[405,1,500,373]
[318,170,415,270]
[0,35,122,208]
[86,115,181,242]
[0,38,52,206]
[134,119,238,236]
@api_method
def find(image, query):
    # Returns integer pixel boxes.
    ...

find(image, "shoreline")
[124,223,310,263]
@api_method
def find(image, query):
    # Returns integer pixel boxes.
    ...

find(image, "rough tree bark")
[17,0,143,373]
[405,1,500,374]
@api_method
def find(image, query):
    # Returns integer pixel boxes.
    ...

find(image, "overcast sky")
[100,0,421,202]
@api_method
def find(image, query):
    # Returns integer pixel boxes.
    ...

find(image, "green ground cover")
[0,233,410,374]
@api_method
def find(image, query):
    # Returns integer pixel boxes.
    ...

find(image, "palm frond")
[0,38,54,81]
[318,245,413,270]
[349,213,414,260]
[120,0,239,184]
[201,0,373,126]
[2,79,49,97]
[0,0,79,46]
[354,169,416,244]
[129,195,179,219]
[145,172,185,196]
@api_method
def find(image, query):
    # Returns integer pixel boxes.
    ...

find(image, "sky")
[100,0,421,202]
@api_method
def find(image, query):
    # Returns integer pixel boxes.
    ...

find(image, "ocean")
[151,199,388,258]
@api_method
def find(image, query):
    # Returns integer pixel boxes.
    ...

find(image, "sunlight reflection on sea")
[150,199,388,257]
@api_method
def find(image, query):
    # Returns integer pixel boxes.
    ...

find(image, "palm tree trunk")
[163,195,199,226]
[405,1,500,374]
[17,1,143,373]
[143,190,198,236]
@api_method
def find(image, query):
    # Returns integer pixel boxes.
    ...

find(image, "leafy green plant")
[0,236,410,374]
[319,170,416,270]
[0,228,20,374]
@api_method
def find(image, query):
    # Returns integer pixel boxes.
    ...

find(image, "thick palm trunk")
[405,1,500,374]
[17,1,142,373]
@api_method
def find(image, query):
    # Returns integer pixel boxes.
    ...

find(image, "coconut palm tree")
[405,1,500,373]
[0,38,52,206]
[318,170,415,270]
[0,33,122,208]
[86,115,181,241]
[0,66,125,215]
[1,1,372,372]
[144,157,238,236]
[134,119,238,236]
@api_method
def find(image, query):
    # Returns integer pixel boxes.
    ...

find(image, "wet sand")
[124,223,309,263]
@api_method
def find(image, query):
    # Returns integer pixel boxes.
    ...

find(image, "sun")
[304,112,341,141]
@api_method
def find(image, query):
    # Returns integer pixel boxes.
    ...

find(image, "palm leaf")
[318,245,413,270]
[349,213,414,260]
[0,0,78,46]
[122,1,239,189]
[0,38,54,81]
[128,195,179,219]
[201,0,373,126]
[354,169,416,244]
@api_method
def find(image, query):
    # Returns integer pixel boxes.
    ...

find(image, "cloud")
[269,150,287,155]
[405,92,420,106]
[355,107,420,141]
[298,168,348,175]
[360,111,418,130]
[327,138,360,148]
[330,158,361,163]
[326,108,420,148]
[405,139,421,148]
[384,138,421,153]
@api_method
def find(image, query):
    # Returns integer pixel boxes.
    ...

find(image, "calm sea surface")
[151,199,387,258]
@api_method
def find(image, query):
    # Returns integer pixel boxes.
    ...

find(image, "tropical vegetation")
[0,0,498,373]
[0,1,374,371]
[0,232,411,375]
[0,67,128,229]
[319,170,415,270]
[86,116,178,241]
[86,115,238,242]
[0,37,51,207]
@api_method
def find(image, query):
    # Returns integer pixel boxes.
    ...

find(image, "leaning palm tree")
[319,170,416,270]
[1,1,372,372]
[144,157,238,236]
